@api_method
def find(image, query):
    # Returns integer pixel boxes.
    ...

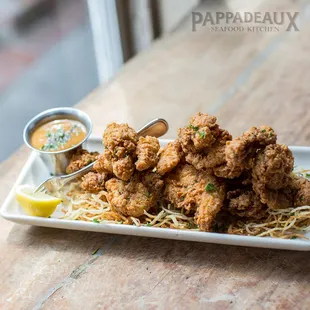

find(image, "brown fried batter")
[103,123,138,181]
[252,144,295,209]
[215,126,277,179]
[164,164,226,231]
[135,136,160,171]
[185,129,232,170]
[178,113,220,153]
[103,123,138,152]
[66,149,99,174]
[227,189,267,219]
[94,149,113,173]
[80,172,108,192]
[252,144,294,190]
[105,172,164,217]
[112,156,135,181]
[157,140,183,175]
[291,176,310,206]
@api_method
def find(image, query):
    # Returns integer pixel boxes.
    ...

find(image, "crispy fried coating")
[94,150,113,173]
[252,144,295,209]
[252,185,295,209]
[66,149,99,174]
[215,126,277,179]
[105,172,164,217]
[157,140,183,175]
[227,189,267,219]
[103,123,138,152]
[135,136,160,171]
[252,144,294,190]
[164,164,226,231]
[103,123,138,181]
[178,113,220,153]
[291,176,310,206]
[226,126,276,171]
[80,172,108,192]
[185,129,232,170]
[112,156,135,181]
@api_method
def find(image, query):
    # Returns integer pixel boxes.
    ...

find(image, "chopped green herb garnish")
[146,191,150,197]
[197,131,206,139]
[50,172,54,176]
[194,224,199,229]
[301,196,305,201]
[146,223,152,227]
[269,132,274,137]
[261,129,266,133]
[187,223,192,229]
[92,219,100,223]
[187,124,199,131]
[180,196,185,201]
[120,221,123,224]
[306,173,310,178]
[291,236,297,240]
[205,183,216,192]
[92,248,99,255]
[194,179,198,183]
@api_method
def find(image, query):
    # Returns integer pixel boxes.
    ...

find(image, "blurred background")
[0,0,200,162]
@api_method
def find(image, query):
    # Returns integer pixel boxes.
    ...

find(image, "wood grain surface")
[1,0,310,309]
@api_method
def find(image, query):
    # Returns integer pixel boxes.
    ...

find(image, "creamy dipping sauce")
[31,119,87,152]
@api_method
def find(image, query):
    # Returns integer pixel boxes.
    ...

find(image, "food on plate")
[15,184,61,217]
[135,136,160,171]
[31,119,87,152]
[156,140,183,175]
[102,123,138,181]
[53,112,310,239]
[66,149,99,174]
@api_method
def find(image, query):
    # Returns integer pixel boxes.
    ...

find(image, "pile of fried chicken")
[65,113,310,232]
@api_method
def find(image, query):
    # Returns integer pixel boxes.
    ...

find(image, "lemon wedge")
[15,184,61,217]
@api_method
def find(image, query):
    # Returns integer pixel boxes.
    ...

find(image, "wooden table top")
[1,0,310,309]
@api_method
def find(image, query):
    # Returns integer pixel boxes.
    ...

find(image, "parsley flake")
[306,173,310,178]
[92,248,99,255]
[188,124,199,131]
[205,183,216,192]
[92,219,100,223]
[198,131,206,139]
[146,223,152,227]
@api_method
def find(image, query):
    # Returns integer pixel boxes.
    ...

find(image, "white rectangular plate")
[1,137,310,251]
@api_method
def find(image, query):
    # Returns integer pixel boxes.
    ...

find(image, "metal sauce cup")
[23,107,92,175]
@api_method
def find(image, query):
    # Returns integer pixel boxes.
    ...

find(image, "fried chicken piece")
[66,149,99,174]
[213,164,245,179]
[135,136,160,171]
[252,185,296,209]
[178,113,220,153]
[214,126,277,179]
[291,176,310,206]
[112,156,135,181]
[185,129,232,170]
[94,149,113,173]
[164,164,226,231]
[227,189,267,219]
[226,126,277,172]
[252,144,295,209]
[103,123,138,181]
[252,144,294,190]
[105,172,164,217]
[80,172,108,192]
[157,140,183,175]
[103,123,138,152]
